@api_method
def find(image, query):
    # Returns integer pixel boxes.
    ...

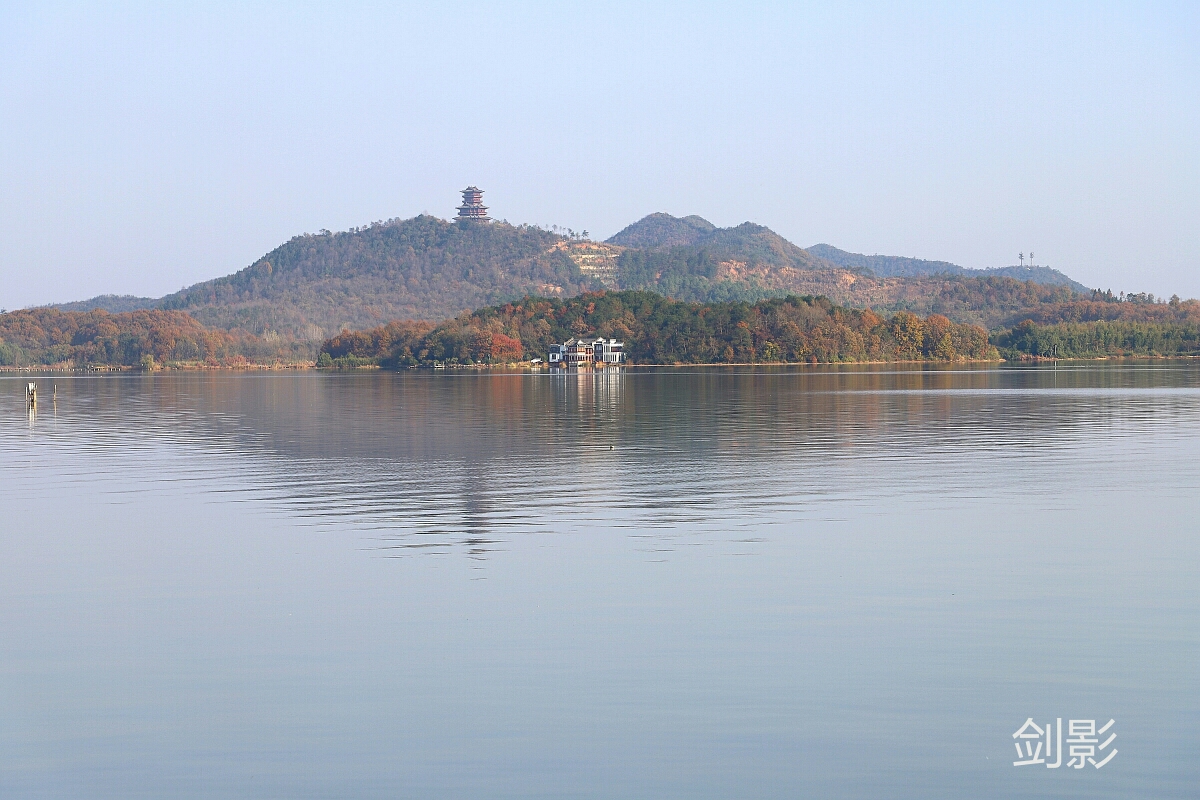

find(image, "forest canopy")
[991,294,1200,358]
[56,213,1130,337]
[320,290,998,367]
[6,291,1198,369]
[0,307,306,367]
[994,319,1200,359]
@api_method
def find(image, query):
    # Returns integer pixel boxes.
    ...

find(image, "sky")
[1,1,1197,309]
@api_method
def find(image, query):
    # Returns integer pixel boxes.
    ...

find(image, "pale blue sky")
[1,2,1197,308]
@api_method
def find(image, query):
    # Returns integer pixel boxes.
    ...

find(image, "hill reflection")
[9,363,1200,557]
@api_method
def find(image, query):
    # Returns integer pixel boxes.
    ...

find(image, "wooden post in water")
[26,382,37,408]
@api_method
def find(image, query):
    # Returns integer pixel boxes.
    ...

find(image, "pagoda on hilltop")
[456,186,490,222]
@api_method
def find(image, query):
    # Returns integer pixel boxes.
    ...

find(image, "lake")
[2,364,1198,799]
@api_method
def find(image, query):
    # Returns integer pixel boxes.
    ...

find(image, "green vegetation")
[604,216,1100,326]
[51,212,977,337]
[610,254,1090,328]
[606,212,717,248]
[989,293,1200,358]
[50,212,1121,338]
[321,320,433,368]
[608,216,829,273]
[994,320,1200,359]
[10,289,1196,370]
[320,290,997,367]
[808,242,1090,291]
[53,294,160,313]
[158,216,588,336]
[0,308,309,367]
[994,294,1199,326]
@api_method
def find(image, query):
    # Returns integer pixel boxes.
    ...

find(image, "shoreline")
[0,362,317,373]
[5,354,1198,373]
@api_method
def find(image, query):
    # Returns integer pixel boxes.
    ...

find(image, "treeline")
[0,308,310,367]
[996,296,1200,326]
[320,320,434,367]
[988,295,1200,358]
[14,293,1194,369]
[994,319,1200,359]
[319,290,997,367]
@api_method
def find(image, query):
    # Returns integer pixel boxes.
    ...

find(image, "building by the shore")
[548,337,624,367]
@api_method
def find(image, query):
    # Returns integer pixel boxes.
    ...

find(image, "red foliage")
[488,332,524,362]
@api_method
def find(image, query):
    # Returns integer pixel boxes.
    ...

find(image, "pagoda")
[455,186,490,222]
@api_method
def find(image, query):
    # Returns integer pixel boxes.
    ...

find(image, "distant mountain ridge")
[606,213,717,248]
[807,243,1089,293]
[607,214,832,271]
[53,294,160,313]
[46,210,1102,335]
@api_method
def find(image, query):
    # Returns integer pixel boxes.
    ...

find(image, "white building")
[548,337,624,366]
[592,338,624,364]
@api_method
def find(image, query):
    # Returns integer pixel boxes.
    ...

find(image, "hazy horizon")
[2,3,1197,309]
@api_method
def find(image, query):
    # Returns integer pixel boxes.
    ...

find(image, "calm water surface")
[1,364,1198,799]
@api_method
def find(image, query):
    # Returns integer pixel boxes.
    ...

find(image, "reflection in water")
[5,363,1200,559]
[551,366,625,418]
[2,363,1199,800]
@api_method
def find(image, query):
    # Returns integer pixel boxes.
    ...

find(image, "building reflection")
[12,362,1199,558]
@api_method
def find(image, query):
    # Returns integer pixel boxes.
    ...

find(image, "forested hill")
[321,290,997,367]
[158,216,589,337]
[45,211,1121,337]
[605,213,717,248]
[807,243,1090,292]
[607,213,832,271]
[53,294,160,313]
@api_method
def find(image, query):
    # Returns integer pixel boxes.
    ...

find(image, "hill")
[604,214,870,306]
[606,213,717,248]
[607,214,831,271]
[44,210,1143,338]
[598,215,1094,320]
[157,216,591,337]
[52,294,161,313]
[321,290,996,367]
[808,243,1090,292]
[601,216,1084,327]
